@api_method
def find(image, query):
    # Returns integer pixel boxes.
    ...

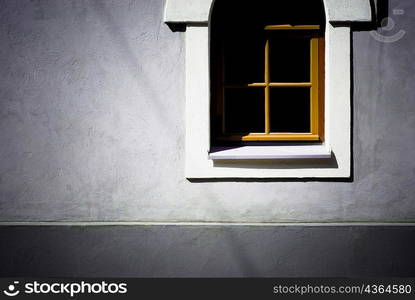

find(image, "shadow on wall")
[90,1,174,130]
[353,0,389,30]
[374,0,390,27]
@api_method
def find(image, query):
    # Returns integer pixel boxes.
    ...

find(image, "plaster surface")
[1,0,415,222]
[1,225,415,277]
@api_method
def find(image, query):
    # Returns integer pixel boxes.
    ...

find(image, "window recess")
[213,25,325,143]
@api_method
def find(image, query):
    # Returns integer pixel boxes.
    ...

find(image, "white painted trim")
[164,0,373,24]
[324,0,372,23]
[169,1,373,178]
[164,0,214,24]
[184,25,350,178]
[1,222,415,227]
[209,145,331,160]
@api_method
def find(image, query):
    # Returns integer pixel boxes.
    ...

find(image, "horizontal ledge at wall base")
[1,222,415,227]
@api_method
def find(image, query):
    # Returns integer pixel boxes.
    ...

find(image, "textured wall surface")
[1,0,415,279]
[0,0,415,222]
[1,225,415,277]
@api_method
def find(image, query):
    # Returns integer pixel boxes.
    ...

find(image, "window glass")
[224,88,264,134]
[270,88,310,133]
[269,37,310,83]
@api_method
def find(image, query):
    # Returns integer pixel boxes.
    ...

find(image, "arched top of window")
[211,0,326,30]
[164,0,373,25]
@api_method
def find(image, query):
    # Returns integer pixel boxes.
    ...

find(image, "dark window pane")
[224,88,264,134]
[269,37,310,82]
[224,31,265,84]
[270,88,310,132]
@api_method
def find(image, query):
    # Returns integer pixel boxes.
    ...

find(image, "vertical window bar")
[265,39,270,134]
[220,45,226,135]
[310,36,319,135]
[318,37,325,141]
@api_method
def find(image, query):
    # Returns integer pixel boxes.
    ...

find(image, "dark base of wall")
[0,226,414,277]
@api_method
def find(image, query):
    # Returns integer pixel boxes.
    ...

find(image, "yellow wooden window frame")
[216,25,324,142]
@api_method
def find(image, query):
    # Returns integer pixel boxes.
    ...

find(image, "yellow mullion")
[310,37,319,136]
[265,39,270,134]
[318,37,325,141]
[220,45,226,135]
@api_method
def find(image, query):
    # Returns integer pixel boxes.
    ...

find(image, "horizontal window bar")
[218,133,321,141]
[224,83,312,88]
[269,82,312,87]
[265,25,321,31]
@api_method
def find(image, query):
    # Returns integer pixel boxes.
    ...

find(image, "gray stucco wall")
[1,0,415,278]
[0,0,414,223]
[1,225,415,277]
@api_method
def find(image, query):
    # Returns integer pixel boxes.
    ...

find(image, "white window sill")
[209,145,331,160]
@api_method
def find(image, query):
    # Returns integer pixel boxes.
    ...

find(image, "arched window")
[210,0,326,144]
[164,0,373,178]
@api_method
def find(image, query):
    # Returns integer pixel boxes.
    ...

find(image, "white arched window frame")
[164,0,374,179]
